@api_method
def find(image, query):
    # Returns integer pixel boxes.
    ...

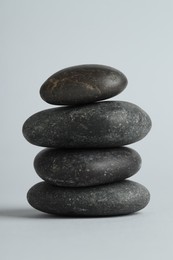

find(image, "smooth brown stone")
[40,64,127,105]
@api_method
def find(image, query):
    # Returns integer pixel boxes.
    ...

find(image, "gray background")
[1,0,173,259]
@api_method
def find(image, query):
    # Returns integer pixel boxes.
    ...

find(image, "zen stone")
[22,101,152,148]
[27,180,150,216]
[34,147,141,187]
[40,64,127,105]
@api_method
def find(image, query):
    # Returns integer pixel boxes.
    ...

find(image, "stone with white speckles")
[34,147,141,187]
[27,180,150,216]
[22,101,152,148]
[40,64,127,105]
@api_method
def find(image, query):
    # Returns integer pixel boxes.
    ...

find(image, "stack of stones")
[23,64,152,217]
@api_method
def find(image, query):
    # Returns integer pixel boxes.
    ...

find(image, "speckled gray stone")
[34,147,142,187]
[40,64,127,105]
[27,180,150,216]
[22,101,152,148]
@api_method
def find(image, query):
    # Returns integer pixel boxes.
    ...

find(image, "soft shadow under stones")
[0,207,140,219]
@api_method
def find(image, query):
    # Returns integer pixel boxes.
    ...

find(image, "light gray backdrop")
[1,0,173,259]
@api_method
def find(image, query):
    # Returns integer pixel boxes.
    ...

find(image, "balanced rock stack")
[23,64,152,217]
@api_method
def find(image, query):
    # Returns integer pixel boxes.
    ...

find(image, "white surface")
[1,0,173,259]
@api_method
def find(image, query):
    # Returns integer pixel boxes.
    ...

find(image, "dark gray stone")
[34,147,141,187]
[22,101,152,148]
[27,180,150,216]
[40,64,127,105]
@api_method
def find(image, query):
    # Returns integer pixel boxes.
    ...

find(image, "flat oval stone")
[27,181,150,216]
[22,101,152,148]
[40,64,127,105]
[34,147,141,187]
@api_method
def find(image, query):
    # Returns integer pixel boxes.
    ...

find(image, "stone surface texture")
[40,64,127,105]
[22,101,152,148]
[34,147,142,187]
[27,180,150,216]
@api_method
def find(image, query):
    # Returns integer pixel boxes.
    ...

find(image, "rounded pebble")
[27,180,150,216]
[22,101,152,148]
[34,147,142,187]
[40,64,127,105]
